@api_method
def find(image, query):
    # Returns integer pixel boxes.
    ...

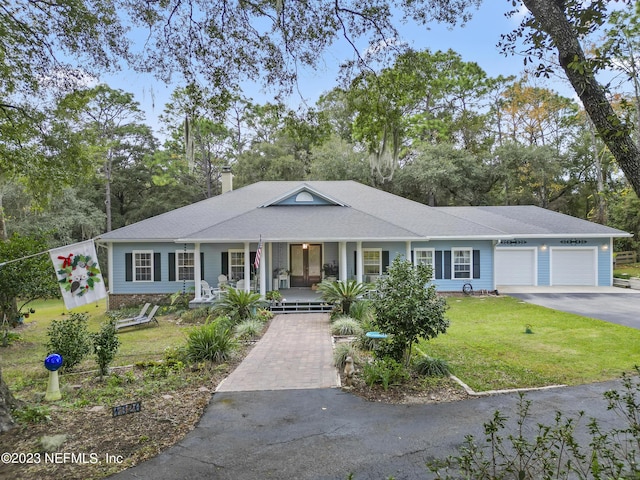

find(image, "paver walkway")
[216,313,339,392]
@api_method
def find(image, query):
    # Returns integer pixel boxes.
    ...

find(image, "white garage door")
[495,248,536,286]
[551,248,597,286]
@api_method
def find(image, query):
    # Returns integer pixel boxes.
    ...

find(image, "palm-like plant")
[317,279,370,315]
[215,287,266,323]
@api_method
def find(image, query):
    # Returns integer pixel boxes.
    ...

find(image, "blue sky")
[100,2,575,139]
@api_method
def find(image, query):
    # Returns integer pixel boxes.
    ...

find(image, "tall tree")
[55,85,154,231]
[505,0,640,198]
[161,85,236,198]
[129,0,640,197]
[0,0,129,431]
[346,49,495,181]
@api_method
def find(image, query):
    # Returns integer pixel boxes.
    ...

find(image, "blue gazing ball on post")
[44,353,63,372]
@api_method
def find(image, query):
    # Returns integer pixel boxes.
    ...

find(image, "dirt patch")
[1,335,468,480]
[339,370,470,405]
[0,358,241,480]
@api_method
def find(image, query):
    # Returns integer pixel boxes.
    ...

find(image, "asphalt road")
[509,292,640,329]
[111,381,627,480]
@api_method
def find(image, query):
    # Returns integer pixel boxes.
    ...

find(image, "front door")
[290,244,322,287]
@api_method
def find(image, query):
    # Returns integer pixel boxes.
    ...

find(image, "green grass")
[420,296,640,392]
[614,262,640,278]
[1,299,190,390]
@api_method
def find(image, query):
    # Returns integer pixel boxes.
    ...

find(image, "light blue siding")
[110,242,256,294]
[344,240,495,292]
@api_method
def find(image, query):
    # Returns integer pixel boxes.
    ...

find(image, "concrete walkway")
[216,313,339,392]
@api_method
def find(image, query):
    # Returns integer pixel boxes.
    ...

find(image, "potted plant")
[265,290,283,304]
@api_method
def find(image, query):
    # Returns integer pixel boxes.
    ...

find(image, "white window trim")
[414,248,435,269]
[175,250,195,282]
[362,248,382,276]
[228,248,246,281]
[133,250,154,283]
[452,247,473,280]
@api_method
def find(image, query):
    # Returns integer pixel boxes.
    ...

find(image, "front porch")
[190,287,334,313]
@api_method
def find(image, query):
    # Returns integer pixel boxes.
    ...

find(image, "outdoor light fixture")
[602,244,609,250]
[302,243,308,249]
[540,244,547,251]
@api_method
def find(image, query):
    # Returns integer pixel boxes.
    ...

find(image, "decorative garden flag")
[49,240,107,310]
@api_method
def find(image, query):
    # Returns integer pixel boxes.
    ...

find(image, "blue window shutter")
[125,253,132,282]
[221,252,229,276]
[201,252,205,278]
[435,251,443,279]
[444,251,452,279]
[154,253,162,281]
[473,250,480,279]
[168,253,176,281]
[382,251,389,273]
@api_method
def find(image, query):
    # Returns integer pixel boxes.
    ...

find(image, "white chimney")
[221,165,233,194]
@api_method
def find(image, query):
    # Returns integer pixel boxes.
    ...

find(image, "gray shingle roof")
[440,206,629,237]
[97,181,629,242]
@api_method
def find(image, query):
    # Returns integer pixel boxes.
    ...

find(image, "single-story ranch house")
[97,176,630,309]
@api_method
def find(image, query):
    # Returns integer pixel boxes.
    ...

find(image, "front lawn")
[421,296,640,392]
[1,299,188,388]
[614,262,640,278]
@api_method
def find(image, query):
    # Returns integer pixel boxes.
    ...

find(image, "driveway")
[109,381,629,480]
[504,287,640,329]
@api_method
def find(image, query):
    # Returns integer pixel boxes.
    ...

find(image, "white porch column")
[406,241,412,263]
[339,241,347,281]
[356,241,363,284]
[194,243,202,300]
[260,242,267,298]
[244,241,250,292]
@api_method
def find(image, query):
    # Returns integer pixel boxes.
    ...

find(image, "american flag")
[253,237,262,269]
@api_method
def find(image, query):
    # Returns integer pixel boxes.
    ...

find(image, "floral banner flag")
[49,240,107,310]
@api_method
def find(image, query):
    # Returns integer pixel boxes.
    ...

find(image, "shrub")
[91,320,121,378]
[186,316,238,363]
[372,337,406,362]
[371,257,449,365]
[413,355,450,377]
[46,313,92,372]
[234,319,265,340]
[169,289,193,310]
[348,300,376,324]
[265,290,283,302]
[180,307,210,324]
[428,368,640,479]
[333,343,359,370]
[331,317,364,336]
[215,288,266,323]
[317,280,371,315]
[362,357,409,391]
[255,308,274,323]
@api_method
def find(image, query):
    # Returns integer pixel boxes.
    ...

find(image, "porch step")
[269,301,334,314]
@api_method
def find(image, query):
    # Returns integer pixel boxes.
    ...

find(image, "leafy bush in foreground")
[428,368,640,479]
[413,355,450,377]
[331,317,364,336]
[362,357,409,391]
[91,319,120,378]
[46,313,92,372]
[186,317,237,363]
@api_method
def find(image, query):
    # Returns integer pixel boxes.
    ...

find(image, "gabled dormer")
[260,184,349,207]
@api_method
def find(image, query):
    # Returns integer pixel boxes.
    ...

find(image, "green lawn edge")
[420,296,640,392]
